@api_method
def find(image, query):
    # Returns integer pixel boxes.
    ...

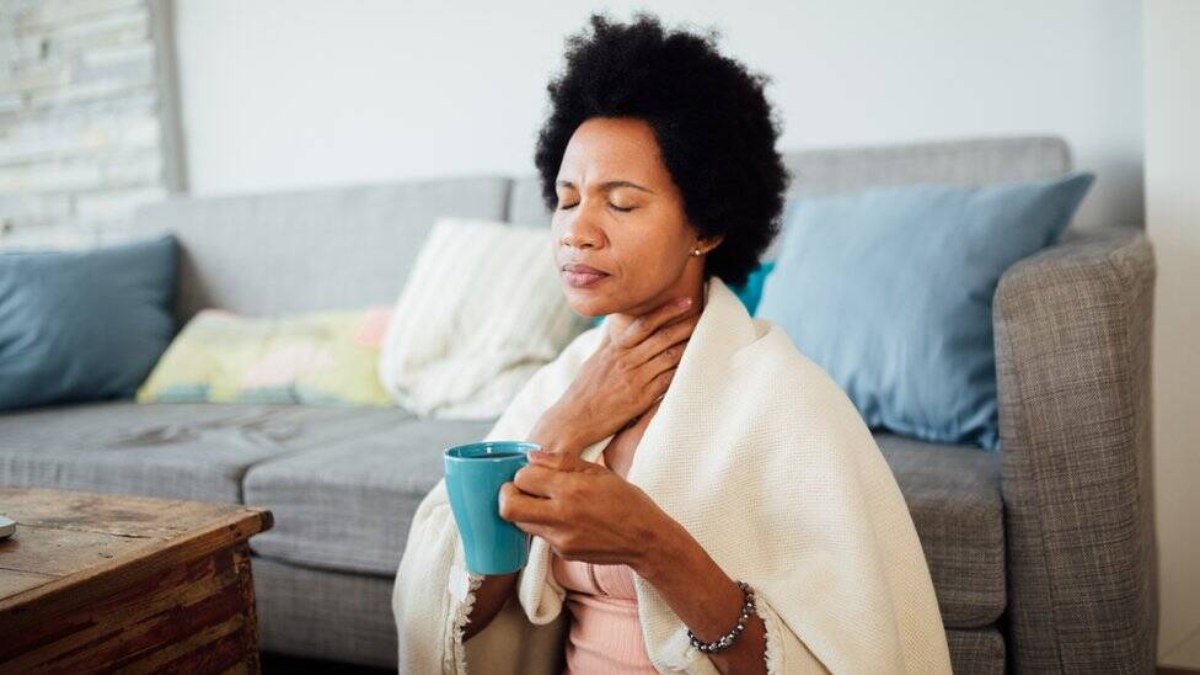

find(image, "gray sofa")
[0,136,1156,673]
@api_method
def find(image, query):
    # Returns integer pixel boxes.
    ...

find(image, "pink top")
[550,452,657,673]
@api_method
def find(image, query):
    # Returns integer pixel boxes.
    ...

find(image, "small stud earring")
[692,248,702,257]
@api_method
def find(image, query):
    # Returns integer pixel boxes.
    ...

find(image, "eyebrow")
[555,179,655,195]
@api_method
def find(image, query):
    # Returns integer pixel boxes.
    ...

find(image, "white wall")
[1145,0,1200,668]
[174,0,1143,230]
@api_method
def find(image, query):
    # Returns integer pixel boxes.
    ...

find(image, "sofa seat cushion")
[0,402,413,503]
[946,628,1005,674]
[242,418,495,576]
[877,433,1005,628]
[243,420,1004,630]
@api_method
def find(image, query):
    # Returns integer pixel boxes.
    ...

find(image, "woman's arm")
[634,514,769,674]
[461,571,518,641]
[503,451,770,673]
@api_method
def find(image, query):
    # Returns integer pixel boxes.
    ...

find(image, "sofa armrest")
[993,226,1157,673]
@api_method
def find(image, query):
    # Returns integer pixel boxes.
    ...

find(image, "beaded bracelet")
[687,580,756,654]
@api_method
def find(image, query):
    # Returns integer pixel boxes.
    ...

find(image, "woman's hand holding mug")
[499,449,682,572]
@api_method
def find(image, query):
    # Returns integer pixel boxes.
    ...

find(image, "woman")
[393,12,951,674]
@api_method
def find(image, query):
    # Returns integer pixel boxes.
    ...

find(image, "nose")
[557,206,604,251]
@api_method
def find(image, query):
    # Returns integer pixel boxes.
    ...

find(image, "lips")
[560,262,609,288]
[562,263,608,276]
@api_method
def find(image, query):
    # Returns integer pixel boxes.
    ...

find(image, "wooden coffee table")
[0,487,273,673]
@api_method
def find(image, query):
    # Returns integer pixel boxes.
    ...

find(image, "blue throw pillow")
[587,261,778,328]
[756,172,1095,450]
[739,260,776,316]
[0,234,179,411]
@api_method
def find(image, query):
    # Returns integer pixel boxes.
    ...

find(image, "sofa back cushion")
[756,172,1096,450]
[0,234,178,411]
[128,177,511,326]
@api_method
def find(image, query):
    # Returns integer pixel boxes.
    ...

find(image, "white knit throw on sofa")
[392,276,951,674]
[378,217,589,419]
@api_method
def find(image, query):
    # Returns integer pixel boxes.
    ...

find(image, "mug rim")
[444,440,540,461]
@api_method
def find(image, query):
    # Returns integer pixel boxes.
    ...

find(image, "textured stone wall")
[0,0,181,250]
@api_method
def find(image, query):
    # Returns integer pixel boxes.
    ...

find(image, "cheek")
[615,213,686,262]
[627,217,690,268]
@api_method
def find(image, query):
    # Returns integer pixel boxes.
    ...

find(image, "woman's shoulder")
[737,317,871,435]
[743,318,839,386]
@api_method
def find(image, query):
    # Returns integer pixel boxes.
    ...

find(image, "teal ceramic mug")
[443,441,539,575]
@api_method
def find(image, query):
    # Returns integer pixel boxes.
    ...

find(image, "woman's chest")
[601,402,659,478]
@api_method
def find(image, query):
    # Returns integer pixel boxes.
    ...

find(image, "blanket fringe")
[446,572,485,675]
[756,599,785,674]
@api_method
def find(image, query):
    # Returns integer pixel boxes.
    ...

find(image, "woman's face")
[551,116,721,318]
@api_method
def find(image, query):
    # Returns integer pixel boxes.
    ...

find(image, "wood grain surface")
[0,487,274,674]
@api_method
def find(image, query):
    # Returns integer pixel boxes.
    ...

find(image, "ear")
[701,234,725,255]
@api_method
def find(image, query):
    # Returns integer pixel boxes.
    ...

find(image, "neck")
[604,278,708,340]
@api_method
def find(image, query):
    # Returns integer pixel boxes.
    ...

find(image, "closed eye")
[557,202,635,213]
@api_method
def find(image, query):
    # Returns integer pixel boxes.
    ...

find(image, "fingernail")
[677,297,692,307]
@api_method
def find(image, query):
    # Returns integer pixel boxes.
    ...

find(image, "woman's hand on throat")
[528,295,700,456]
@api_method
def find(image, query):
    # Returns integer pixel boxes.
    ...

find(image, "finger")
[644,341,688,379]
[614,296,696,348]
[647,366,677,398]
[513,464,562,497]
[498,482,555,524]
[630,313,698,364]
[514,521,558,542]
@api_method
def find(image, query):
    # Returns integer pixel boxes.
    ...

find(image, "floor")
[260,651,393,674]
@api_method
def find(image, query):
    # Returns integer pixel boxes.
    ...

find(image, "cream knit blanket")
[392,276,952,674]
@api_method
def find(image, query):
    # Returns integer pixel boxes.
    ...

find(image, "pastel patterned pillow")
[136,307,394,406]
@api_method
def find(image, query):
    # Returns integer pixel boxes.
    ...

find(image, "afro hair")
[534,11,790,288]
